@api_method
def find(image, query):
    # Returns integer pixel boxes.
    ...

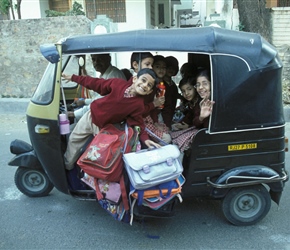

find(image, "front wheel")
[222,185,271,226]
[14,167,54,197]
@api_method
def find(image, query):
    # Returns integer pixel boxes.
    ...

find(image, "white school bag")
[123,144,183,190]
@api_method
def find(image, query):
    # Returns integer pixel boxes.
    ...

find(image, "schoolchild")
[170,69,215,155]
[163,56,180,127]
[193,69,215,129]
[151,55,178,130]
[130,52,154,76]
[180,62,198,79]
[145,55,172,143]
[174,62,198,123]
[128,52,165,124]
[170,76,200,152]
[62,68,161,170]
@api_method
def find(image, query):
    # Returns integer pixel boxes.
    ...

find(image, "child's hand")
[67,111,75,118]
[199,99,215,121]
[62,73,72,82]
[153,96,165,107]
[172,122,189,131]
[144,140,161,149]
[154,122,164,132]
[74,98,85,107]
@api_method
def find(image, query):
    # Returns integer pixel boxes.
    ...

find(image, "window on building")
[85,0,126,22]
[158,4,164,25]
[49,0,70,12]
[150,0,155,27]
[278,0,290,6]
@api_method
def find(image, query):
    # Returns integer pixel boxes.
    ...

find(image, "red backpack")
[77,123,136,211]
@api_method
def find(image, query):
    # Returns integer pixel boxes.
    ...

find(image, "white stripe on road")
[0,187,22,201]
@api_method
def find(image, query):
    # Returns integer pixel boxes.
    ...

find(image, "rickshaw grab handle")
[206,170,288,189]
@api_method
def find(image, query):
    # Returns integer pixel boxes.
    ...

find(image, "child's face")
[153,61,166,79]
[132,73,155,96]
[195,76,211,99]
[166,66,177,77]
[181,83,195,102]
[132,57,153,73]
[140,57,154,70]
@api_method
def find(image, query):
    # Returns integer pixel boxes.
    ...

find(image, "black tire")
[222,185,271,226]
[14,167,54,197]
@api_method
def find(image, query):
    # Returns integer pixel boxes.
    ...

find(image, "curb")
[284,107,290,122]
[1,98,290,122]
[0,98,30,114]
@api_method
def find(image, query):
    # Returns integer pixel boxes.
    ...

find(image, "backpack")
[123,144,183,190]
[77,123,137,212]
[77,123,134,181]
[128,175,185,225]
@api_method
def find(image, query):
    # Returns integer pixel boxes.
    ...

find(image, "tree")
[45,2,85,17]
[0,0,20,20]
[237,0,271,41]
[0,0,11,19]
[16,0,21,19]
[8,0,15,19]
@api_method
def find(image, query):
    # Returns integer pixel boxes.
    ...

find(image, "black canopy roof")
[60,27,277,70]
[54,27,284,131]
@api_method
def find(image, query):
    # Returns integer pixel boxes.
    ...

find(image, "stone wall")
[271,7,290,103]
[277,45,290,104]
[0,16,91,98]
[1,12,290,100]
[271,7,290,47]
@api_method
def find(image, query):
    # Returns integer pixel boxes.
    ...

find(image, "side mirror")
[40,44,60,64]
[78,57,85,67]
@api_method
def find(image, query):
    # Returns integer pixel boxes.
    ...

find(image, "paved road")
[1,113,290,250]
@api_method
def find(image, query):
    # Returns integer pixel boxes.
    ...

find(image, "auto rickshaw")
[8,27,288,226]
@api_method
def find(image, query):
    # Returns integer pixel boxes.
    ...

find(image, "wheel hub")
[234,193,262,218]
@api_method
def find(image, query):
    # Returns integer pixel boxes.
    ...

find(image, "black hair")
[91,53,111,59]
[180,62,198,78]
[137,68,158,88]
[130,52,154,69]
[153,55,166,65]
[196,68,211,82]
[179,76,195,89]
[121,68,133,81]
[165,56,179,75]
[178,76,199,108]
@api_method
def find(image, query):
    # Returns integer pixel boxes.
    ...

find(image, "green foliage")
[237,23,245,31]
[45,10,65,17]
[45,1,85,17]
[0,0,11,15]
[69,1,85,15]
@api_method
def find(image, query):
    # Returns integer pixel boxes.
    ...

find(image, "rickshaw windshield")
[61,55,79,88]
[31,56,78,105]
[31,63,55,105]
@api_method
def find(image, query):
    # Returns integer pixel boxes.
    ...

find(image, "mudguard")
[8,140,42,169]
[10,139,33,154]
[209,165,286,204]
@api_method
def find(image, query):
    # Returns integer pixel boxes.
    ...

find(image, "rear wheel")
[222,185,271,226]
[14,167,54,197]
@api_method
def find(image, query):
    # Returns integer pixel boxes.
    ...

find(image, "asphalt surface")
[1,99,290,250]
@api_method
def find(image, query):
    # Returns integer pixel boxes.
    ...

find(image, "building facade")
[7,0,240,31]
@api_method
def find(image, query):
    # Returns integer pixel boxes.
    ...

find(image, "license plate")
[228,143,257,151]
